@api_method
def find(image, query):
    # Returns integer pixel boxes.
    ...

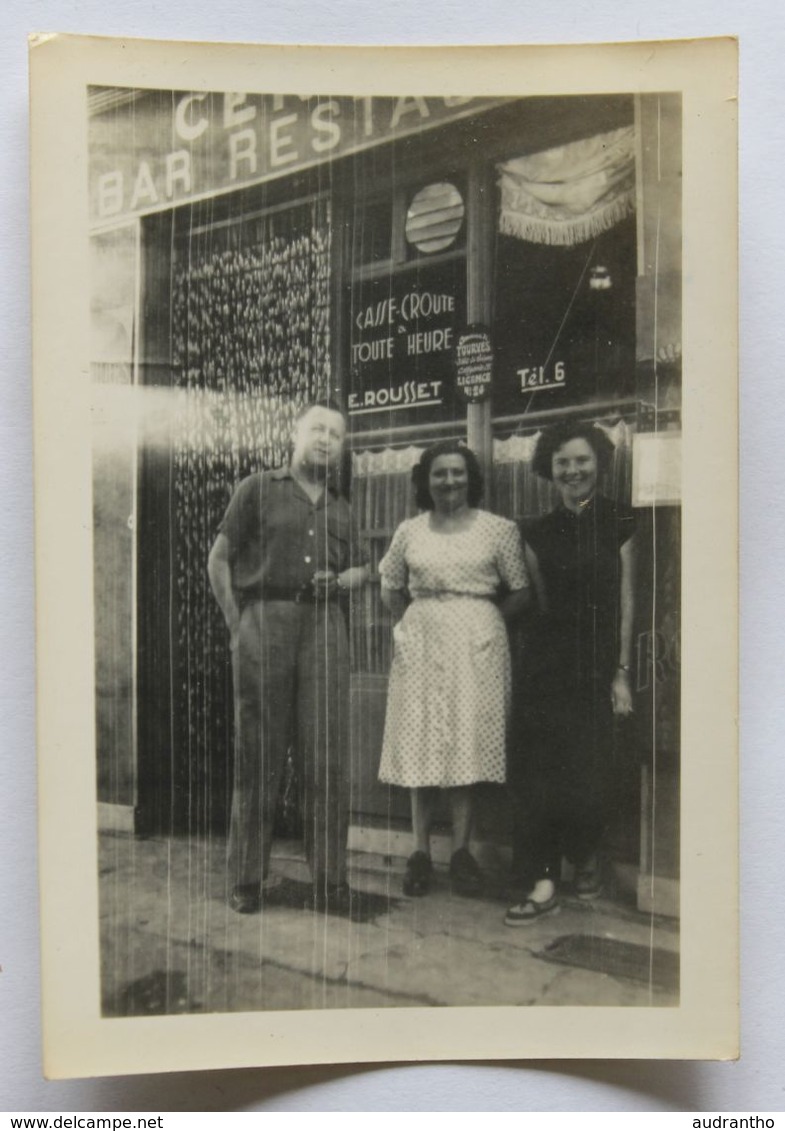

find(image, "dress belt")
[410,590,495,601]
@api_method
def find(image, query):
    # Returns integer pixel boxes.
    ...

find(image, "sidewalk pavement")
[99,830,679,1017]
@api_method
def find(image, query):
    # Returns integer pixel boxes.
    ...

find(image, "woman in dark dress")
[505,421,636,925]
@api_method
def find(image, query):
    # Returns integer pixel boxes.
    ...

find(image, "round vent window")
[405,182,465,254]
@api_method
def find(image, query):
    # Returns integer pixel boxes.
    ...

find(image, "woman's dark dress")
[509,493,635,889]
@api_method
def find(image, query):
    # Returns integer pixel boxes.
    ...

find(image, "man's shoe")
[229,876,282,914]
[312,882,353,915]
[229,884,262,914]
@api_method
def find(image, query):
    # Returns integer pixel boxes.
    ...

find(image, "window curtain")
[350,447,424,674]
[498,126,636,247]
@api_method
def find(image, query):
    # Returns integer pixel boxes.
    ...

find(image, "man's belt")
[256,584,340,604]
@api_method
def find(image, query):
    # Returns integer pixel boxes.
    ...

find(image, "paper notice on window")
[633,431,682,506]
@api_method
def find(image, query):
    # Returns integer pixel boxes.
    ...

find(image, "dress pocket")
[391,618,413,666]
[471,606,504,655]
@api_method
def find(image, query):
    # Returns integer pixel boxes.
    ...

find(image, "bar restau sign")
[88,89,510,226]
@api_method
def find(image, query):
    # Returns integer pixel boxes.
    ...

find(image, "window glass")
[351,198,393,267]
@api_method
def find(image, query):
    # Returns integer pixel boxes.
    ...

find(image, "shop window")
[491,129,637,416]
[346,178,468,428]
[492,215,637,415]
[351,197,393,267]
[404,182,465,255]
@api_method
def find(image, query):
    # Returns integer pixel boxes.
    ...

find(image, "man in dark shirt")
[208,400,368,914]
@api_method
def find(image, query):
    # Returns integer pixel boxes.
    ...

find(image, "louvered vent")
[405,182,465,254]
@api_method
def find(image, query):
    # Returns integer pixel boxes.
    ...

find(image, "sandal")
[402,850,432,897]
[449,848,484,897]
[504,894,560,927]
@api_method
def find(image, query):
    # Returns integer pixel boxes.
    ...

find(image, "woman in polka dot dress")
[378,441,530,897]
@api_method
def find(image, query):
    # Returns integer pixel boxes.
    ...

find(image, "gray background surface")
[1,0,780,1112]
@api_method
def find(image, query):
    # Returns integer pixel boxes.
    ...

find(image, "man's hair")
[294,397,347,425]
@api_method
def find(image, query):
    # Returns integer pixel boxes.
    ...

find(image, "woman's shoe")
[403,851,432,896]
[449,847,484,896]
[574,855,603,901]
[504,894,560,926]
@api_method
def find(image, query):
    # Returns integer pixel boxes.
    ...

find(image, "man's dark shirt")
[219,467,364,600]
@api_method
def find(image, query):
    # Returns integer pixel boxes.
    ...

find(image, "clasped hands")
[308,570,343,600]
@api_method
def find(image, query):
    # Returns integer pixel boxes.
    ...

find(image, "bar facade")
[90,89,681,916]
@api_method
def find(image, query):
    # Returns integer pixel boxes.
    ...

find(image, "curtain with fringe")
[498,126,636,247]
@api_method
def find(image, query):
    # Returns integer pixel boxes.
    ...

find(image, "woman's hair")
[412,440,483,510]
[531,421,616,482]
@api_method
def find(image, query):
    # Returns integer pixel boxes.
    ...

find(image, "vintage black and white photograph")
[31,35,737,1076]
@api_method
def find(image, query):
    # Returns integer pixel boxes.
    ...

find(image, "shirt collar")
[555,492,600,518]
[271,464,340,501]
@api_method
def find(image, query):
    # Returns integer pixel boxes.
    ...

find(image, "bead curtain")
[168,200,332,833]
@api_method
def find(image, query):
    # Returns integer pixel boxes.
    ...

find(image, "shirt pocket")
[325,514,351,568]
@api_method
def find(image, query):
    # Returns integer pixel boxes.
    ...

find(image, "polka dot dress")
[378,510,529,788]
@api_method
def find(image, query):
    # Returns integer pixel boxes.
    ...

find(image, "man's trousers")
[228,598,350,892]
